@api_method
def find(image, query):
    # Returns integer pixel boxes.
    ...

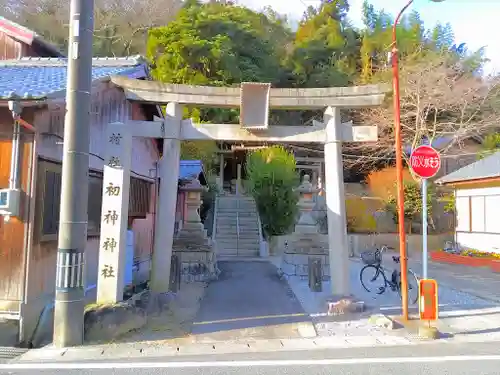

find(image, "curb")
[14,333,500,363]
[9,335,429,363]
[368,313,444,341]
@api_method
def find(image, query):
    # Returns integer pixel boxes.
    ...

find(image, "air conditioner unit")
[0,188,21,218]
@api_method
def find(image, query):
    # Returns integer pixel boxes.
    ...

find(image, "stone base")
[84,302,147,343]
[173,236,220,283]
[279,233,330,280]
[83,291,177,343]
[418,325,440,339]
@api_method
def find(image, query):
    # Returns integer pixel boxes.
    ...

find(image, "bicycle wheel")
[397,269,420,305]
[360,265,386,294]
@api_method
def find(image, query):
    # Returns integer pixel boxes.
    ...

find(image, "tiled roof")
[179,160,204,181]
[436,151,500,185]
[0,56,147,100]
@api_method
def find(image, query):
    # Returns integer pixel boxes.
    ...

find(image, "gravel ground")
[287,260,497,337]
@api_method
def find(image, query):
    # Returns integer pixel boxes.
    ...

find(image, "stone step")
[216,221,259,226]
[217,227,259,231]
[218,197,255,202]
[217,252,260,258]
[217,238,260,243]
[216,236,260,242]
[216,223,259,227]
[216,229,260,235]
[217,246,260,253]
[217,212,257,216]
[216,232,260,237]
[216,224,259,228]
[216,217,258,222]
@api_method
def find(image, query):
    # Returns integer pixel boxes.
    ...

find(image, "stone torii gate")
[96,76,388,304]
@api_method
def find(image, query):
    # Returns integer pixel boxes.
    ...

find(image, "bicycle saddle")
[392,256,400,263]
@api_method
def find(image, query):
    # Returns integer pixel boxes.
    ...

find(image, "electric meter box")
[0,188,21,217]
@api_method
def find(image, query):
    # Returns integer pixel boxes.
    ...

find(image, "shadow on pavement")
[189,261,313,340]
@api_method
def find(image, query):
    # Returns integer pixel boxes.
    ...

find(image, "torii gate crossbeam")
[96,77,388,304]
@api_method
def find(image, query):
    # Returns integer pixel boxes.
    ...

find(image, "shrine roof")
[179,160,204,182]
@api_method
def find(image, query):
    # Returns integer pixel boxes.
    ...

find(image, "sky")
[237,0,500,75]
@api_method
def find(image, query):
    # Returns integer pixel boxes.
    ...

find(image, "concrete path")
[410,257,500,304]
[190,261,315,342]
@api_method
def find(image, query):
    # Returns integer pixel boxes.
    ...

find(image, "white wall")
[455,185,500,254]
[456,232,500,254]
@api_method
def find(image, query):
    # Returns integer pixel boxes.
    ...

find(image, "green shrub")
[245,146,299,236]
[386,181,434,234]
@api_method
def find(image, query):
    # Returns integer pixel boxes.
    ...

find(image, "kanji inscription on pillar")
[97,122,133,304]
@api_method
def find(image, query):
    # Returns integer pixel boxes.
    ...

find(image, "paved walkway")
[373,250,500,303]
[409,257,500,304]
[190,261,315,342]
[288,258,497,338]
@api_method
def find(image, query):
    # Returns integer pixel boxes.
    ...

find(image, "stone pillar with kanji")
[172,177,219,281]
[96,122,132,304]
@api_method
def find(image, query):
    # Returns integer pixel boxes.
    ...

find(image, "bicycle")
[359,245,419,305]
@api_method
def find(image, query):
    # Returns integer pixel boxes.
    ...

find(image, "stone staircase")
[215,194,262,257]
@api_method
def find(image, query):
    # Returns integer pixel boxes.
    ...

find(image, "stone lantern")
[295,174,319,234]
[174,177,219,282]
[180,177,206,235]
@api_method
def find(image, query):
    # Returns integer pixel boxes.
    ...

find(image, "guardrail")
[254,199,267,257]
[211,194,219,245]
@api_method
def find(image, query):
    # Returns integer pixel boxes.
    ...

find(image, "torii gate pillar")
[324,107,349,296]
[150,102,182,294]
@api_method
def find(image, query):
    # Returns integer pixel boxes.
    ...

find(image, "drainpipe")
[8,101,23,191]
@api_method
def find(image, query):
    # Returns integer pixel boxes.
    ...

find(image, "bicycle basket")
[360,250,382,265]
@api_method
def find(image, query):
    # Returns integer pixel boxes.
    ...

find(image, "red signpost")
[409,145,441,179]
[419,279,438,321]
[410,144,441,326]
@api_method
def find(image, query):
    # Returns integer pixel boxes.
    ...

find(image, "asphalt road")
[3,341,500,375]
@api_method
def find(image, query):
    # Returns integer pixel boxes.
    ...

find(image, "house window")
[37,160,104,241]
[41,169,62,236]
[485,195,500,234]
[455,196,471,232]
[129,177,152,217]
[457,193,500,234]
[470,196,485,232]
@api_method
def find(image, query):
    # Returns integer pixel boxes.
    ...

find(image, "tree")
[479,133,500,159]
[1,0,182,56]
[246,146,299,236]
[289,0,358,87]
[347,50,500,175]
[147,2,286,86]
[386,181,434,234]
[147,1,290,124]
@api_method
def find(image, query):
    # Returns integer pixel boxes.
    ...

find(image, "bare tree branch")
[3,0,183,56]
[345,52,500,175]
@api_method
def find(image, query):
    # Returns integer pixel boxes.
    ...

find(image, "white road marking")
[3,355,500,369]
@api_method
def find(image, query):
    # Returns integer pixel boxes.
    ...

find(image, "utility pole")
[53,0,94,347]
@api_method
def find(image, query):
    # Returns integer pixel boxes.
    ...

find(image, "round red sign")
[409,145,441,179]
